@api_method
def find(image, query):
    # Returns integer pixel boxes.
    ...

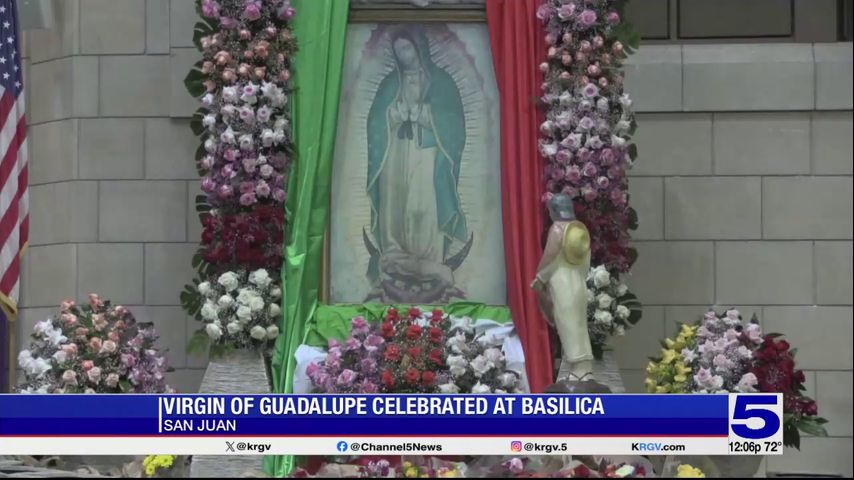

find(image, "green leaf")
[190,108,208,137]
[119,380,132,393]
[192,20,216,50]
[187,330,211,355]
[627,206,639,231]
[184,68,206,98]
[626,246,638,268]
[797,418,829,438]
[627,143,638,160]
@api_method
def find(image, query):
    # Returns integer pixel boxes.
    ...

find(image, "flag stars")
[0,57,5,64]
[2,22,9,29]
[2,73,10,80]
[6,36,12,44]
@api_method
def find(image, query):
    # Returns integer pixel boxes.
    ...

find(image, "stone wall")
[18,0,852,476]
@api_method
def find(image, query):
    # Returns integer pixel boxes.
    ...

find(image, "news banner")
[0,394,783,456]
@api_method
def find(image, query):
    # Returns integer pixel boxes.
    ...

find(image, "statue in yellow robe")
[532,194,594,381]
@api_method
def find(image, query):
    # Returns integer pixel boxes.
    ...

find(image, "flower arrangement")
[537,0,641,274]
[182,0,295,352]
[675,464,705,478]
[17,294,172,394]
[585,264,641,358]
[308,307,446,394]
[307,308,524,395]
[188,268,282,355]
[200,205,284,269]
[143,455,177,477]
[480,456,650,478]
[646,309,828,448]
[442,329,523,394]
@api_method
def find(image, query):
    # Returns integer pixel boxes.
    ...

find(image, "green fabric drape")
[304,303,513,347]
[267,0,349,476]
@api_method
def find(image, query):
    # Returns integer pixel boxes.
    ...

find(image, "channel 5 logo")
[510,441,523,452]
[729,394,783,441]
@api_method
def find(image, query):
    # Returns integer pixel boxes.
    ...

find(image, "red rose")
[381,370,395,389]
[572,464,591,477]
[407,347,422,359]
[384,344,401,362]
[408,307,421,319]
[794,369,806,384]
[803,400,818,416]
[775,339,791,352]
[386,308,400,323]
[431,309,444,324]
[428,348,443,365]
[406,324,423,340]
[428,327,443,344]
[404,368,420,385]
[421,371,436,387]
[380,321,395,338]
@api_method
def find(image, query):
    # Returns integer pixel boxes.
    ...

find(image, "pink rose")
[566,165,582,183]
[242,0,262,19]
[582,186,598,202]
[220,16,237,29]
[87,367,102,384]
[88,337,102,352]
[277,5,295,20]
[100,340,117,355]
[607,11,621,25]
[92,314,108,331]
[272,188,287,203]
[60,299,76,311]
[336,369,357,386]
[535,3,553,21]
[223,148,238,162]
[201,176,216,193]
[609,189,626,207]
[201,0,220,19]
[581,162,598,177]
[61,313,78,326]
[242,157,257,173]
[108,331,120,342]
[218,184,234,198]
[255,181,271,197]
[62,344,78,356]
[596,176,610,189]
[105,373,120,388]
[62,370,78,385]
[578,9,597,28]
[557,3,576,20]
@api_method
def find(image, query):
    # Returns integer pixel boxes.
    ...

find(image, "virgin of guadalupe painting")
[330,23,505,305]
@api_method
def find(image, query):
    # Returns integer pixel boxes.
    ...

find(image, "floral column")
[536,1,643,354]
[183,0,296,354]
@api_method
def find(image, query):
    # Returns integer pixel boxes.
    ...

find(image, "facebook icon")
[336,441,348,452]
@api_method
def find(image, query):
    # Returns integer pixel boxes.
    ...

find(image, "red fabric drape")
[486,0,553,393]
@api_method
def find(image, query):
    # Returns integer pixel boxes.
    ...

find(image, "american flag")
[0,0,27,315]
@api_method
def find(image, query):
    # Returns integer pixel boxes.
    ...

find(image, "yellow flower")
[664,338,675,349]
[661,349,677,365]
[402,461,413,469]
[142,455,175,478]
[655,385,669,393]
[676,464,705,478]
[439,470,459,478]
[646,361,657,374]
[405,466,419,478]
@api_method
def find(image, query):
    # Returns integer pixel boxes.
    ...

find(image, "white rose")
[222,86,238,103]
[218,295,234,308]
[256,106,271,123]
[596,97,609,112]
[221,104,237,118]
[272,92,287,107]
[249,269,271,287]
[270,287,282,299]
[17,350,32,368]
[592,266,611,288]
[266,325,279,339]
[616,119,631,133]
[593,310,613,325]
[611,134,627,148]
[269,303,281,317]
[273,130,287,145]
[250,325,267,340]
[220,127,236,144]
[202,114,217,129]
[273,117,288,131]
[586,289,596,304]
[261,129,275,147]
[616,283,629,297]
[204,137,217,153]
[52,350,67,364]
[239,134,254,151]
[446,355,468,377]
[200,301,219,321]
[261,82,278,98]
[198,281,212,296]
[226,322,242,335]
[616,305,631,320]
[249,296,265,312]
[236,288,255,305]
[205,323,222,340]
[471,383,492,394]
[201,93,215,107]
[236,306,252,321]
[498,372,518,388]
[615,325,626,336]
[597,293,614,310]
[619,93,633,108]
[438,383,460,394]
[217,272,239,291]
[470,355,493,377]
[483,348,504,364]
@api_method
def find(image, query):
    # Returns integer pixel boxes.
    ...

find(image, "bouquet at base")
[585,265,641,359]
[306,307,523,394]
[646,308,828,448]
[188,268,282,356]
[17,294,173,394]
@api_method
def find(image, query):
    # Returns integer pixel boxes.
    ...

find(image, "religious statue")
[363,26,473,303]
[532,194,594,381]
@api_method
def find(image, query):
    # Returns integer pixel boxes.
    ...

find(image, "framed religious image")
[327,16,506,306]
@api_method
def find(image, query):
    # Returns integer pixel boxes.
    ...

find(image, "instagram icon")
[510,441,523,452]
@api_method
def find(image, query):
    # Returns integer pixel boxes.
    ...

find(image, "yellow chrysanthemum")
[439,470,459,478]
[142,455,175,478]
[676,464,705,478]
[405,466,420,478]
